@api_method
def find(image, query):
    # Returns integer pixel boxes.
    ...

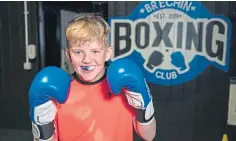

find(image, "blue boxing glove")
[107,58,154,125]
[29,66,71,140]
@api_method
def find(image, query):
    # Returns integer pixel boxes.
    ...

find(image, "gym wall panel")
[108,1,235,141]
[0,2,39,130]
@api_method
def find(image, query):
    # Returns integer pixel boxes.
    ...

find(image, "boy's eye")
[72,50,82,55]
[92,50,100,54]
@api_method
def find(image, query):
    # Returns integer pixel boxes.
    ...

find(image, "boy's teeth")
[81,66,95,71]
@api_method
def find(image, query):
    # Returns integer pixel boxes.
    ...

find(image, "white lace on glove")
[34,100,57,125]
[124,89,145,109]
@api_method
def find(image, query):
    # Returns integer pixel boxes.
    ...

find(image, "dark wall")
[108,1,236,141]
[0,2,39,130]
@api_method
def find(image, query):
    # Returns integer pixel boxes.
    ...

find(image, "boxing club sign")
[108,1,231,86]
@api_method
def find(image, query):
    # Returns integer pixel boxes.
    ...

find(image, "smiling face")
[66,40,112,82]
[65,13,112,82]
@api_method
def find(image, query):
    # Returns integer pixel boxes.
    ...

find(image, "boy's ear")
[105,46,113,62]
[65,48,71,62]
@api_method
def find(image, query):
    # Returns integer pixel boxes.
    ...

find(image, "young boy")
[30,13,156,141]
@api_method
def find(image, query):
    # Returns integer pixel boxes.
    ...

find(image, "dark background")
[0,1,236,141]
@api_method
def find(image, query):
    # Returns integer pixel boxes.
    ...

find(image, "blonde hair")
[65,13,110,47]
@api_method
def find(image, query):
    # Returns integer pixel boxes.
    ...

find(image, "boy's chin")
[76,68,105,83]
[81,77,96,82]
[80,74,100,82]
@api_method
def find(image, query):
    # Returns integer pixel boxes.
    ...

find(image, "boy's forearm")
[133,116,156,141]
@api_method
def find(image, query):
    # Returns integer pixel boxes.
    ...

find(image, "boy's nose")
[82,54,92,63]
